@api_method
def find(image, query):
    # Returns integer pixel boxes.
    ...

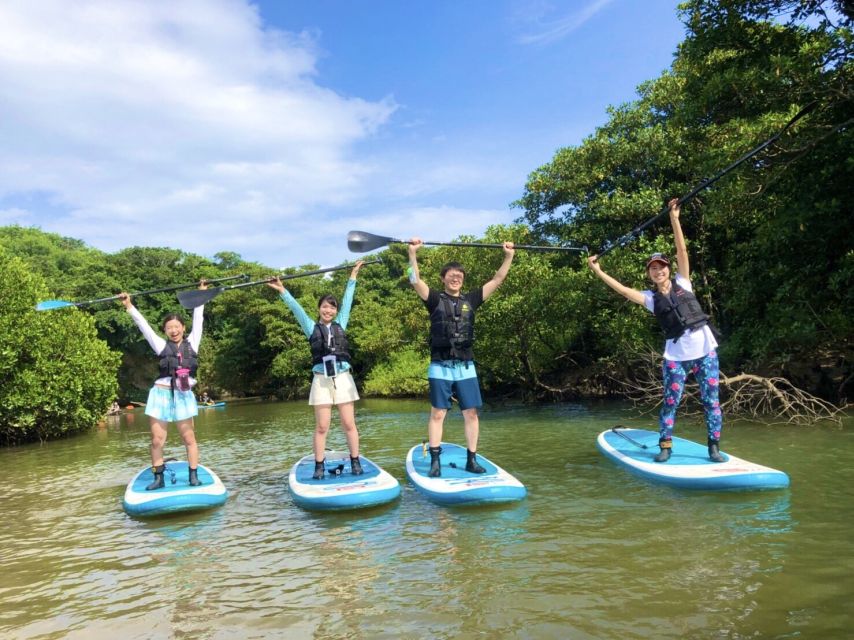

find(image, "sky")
[0,0,688,270]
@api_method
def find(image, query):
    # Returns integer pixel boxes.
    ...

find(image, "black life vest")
[158,340,198,380]
[429,293,475,360]
[652,280,710,341]
[309,322,352,366]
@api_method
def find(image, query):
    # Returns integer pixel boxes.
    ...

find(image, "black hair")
[318,294,339,309]
[440,261,466,278]
[161,313,186,332]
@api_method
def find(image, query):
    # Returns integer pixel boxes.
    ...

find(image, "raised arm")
[482,242,515,301]
[668,198,690,280]
[187,280,208,351]
[587,255,646,306]
[118,292,166,354]
[407,238,430,301]
[266,277,315,338]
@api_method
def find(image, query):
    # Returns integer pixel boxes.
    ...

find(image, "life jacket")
[429,293,475,360]
[309,322,352,366]
[652,280,711,341]
[158,340,198,380]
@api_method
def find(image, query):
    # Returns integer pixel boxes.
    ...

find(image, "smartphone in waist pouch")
[322,355,337,378]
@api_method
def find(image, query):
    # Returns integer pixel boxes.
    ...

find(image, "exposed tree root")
[611,347,845,425]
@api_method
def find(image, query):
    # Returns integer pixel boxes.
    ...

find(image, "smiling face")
[318,300,338,324]
[442,269,465,296]
[647,261,671,288]
[163,318,186,343]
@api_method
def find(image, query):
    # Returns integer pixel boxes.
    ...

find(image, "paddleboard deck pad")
[597,427,789,491]
[405,442,527,506]
[122,461,228,516]
[288,451,401,511]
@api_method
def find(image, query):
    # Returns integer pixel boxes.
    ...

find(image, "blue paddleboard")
[405,442,527,506]
[597,427,789,491]
[288,451,401,511]
[199,402,226,408]
[122,461,228,516]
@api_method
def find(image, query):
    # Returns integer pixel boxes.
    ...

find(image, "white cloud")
[515,0,615,46]
[0,207,31,225]
[0,0,396,265]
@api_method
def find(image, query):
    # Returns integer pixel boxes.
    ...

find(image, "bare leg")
[336,401,360,457]
[149,418,168,466]
[462,407,480,452]
[176,419,199,467]
[428,407,447,447]
[313,404,332,461]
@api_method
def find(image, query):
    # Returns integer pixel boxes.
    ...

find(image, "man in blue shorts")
[407,237,515,476]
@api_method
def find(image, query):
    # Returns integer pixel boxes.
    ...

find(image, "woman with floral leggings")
[588,198,724,463]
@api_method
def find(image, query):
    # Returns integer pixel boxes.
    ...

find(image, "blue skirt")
[144,386,198,422]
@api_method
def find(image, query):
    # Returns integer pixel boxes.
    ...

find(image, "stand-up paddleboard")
[405,442,527,506]
[199,402,226,409]
[597,427,789,491]
[122,461,228,516]
[288,451,401,511]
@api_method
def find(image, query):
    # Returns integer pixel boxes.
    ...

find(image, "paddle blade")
[347,230,398,253]
[35,299,76,311]
[177,287,222,309]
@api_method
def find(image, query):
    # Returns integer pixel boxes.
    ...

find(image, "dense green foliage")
[0,0,850,444]
[516,0,853,399]
[0,248,120,445]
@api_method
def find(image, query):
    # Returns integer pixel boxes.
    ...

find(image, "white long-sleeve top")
[128,304,205,387]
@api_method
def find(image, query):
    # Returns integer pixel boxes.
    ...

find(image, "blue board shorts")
[145,386,199,422]
[428,360,482,410]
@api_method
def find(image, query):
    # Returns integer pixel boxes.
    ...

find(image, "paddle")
[347,230,587,254]
[35,274,249,311]
[177,260,383,309]
[610,426,650,450]
[596,101,819,258]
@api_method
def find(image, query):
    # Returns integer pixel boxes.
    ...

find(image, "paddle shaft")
[419,240,585,252]
[596,101,818,258]
[177,260,381,308]
[610,426,650,450]
[39,274,247,310]
[348,230,584,253]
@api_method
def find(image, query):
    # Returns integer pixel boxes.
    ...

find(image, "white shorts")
[308,370,360,406]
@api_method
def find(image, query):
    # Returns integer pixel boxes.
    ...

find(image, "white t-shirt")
[642,273,717,362]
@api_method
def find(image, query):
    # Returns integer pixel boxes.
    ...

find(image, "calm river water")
[0,399,851,640]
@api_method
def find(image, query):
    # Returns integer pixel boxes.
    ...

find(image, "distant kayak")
[597,427,790,491]
[122,461,228,516]
[288,450,400,511]
[199,402,226,408]
[405,442,527,506]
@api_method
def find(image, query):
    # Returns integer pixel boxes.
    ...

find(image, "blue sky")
[0,0,686,269]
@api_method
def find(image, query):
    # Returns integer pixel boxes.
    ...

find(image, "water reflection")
[0,401,851,640]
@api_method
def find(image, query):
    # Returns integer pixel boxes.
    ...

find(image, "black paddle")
[35,274,248,311]
[596,101,819,258]
[347,230,587,254]
[610,426,650,450]
[177,260,382,309]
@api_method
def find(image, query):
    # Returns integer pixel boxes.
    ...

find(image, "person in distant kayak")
[587,198,724,463]
[407,239,515,477]
[267,261,365,480]
[119,281,208,489]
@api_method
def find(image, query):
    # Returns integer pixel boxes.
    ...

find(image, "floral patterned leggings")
[659,351,723,442]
